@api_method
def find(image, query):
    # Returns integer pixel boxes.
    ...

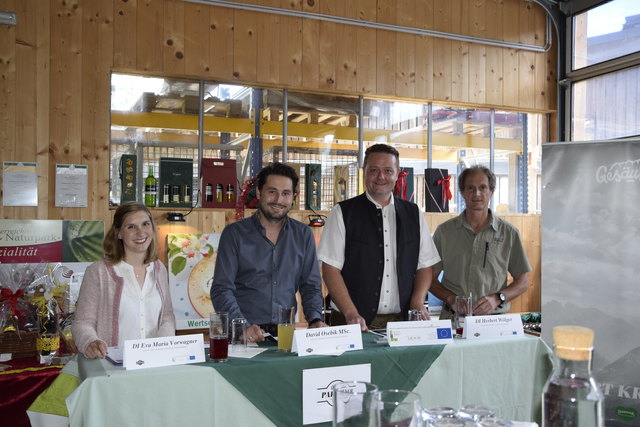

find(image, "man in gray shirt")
[430,165,531,318]
[211,163,326,342]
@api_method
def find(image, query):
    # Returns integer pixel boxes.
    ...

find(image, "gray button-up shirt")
[211,213,323,325]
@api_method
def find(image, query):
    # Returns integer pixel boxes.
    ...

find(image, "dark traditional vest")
[338,193,421,325]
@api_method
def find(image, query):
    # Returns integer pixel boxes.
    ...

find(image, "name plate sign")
[123,333,205,370]
[387,320,453,347]
[292,324,362,356]
[302,363,371,425]
[464,314,524,339]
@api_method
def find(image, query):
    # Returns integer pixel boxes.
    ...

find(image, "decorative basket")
[0,331,39,358]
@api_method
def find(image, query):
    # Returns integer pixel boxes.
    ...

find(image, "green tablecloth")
[205,333,446,426]
[29,334,553,427]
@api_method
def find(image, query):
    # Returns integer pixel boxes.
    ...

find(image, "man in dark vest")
[318,144,441,331]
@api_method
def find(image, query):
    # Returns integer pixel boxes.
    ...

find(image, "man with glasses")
[318,144,441,331]
[430,165,531,319]
[211,163,326,342]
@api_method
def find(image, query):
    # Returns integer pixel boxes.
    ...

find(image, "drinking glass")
[478,417,513,427]
[277,306,295,352]
[375,389,424,427]
[457,405,494,422]
[454,296,473,336]
[332,381,379,427]
[209,312,229,362]
[231,317,248,354]
[408,309,424,321]
[424,406,457,422]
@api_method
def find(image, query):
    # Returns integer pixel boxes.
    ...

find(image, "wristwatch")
[495,292,506,308]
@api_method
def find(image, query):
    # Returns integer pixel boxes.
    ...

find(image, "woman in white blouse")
[72,202,176,358]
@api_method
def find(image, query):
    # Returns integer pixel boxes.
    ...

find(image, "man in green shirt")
[430,165,531,319]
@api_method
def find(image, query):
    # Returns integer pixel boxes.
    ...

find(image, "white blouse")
[114,261,162,347]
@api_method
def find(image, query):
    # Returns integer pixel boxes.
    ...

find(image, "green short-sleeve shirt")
[433,211,531,312]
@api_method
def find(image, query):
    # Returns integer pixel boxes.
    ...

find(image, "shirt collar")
[365,190,395,209]
[457,209,498,232]
[251,210,290,232]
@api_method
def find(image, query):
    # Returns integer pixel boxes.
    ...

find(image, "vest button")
[377,276,381,280]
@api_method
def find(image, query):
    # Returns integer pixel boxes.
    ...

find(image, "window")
[573,0,640,70]
[572,66,640,140]
[110,74,545,213]
[569,1,640,141]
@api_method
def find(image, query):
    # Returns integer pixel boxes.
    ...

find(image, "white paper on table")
[106,346,124,365]
[228,344,268,359]
[302,363,371,425]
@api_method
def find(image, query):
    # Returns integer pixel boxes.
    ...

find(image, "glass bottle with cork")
[144,165,157,207]
[543,325,604,427]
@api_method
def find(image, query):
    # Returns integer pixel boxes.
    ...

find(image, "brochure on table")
[302,363,371,425]
[123,333,205,370]
[292,324,362,356]
[464,314,524,339]
[387,319,453,347]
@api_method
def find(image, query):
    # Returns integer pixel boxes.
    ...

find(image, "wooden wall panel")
[256,12,280,84]
[376,0,396,97]
[50,0,83,221]
[355,0,376,94]
[209,6,234,81]
[113,0,136,69]
[0,0,16,170]
[35,0,51,220]
[278,15,302,88]
[451,42,469,104]
[81,0,113,221]
[136,0,163,72]
[335,3,357,93]
[301,0,319,90]
[162,0,185,76]
[318,0,337,91]
[233,10,258,82]
[414,1,433,100]
[395,0,415,99]
[184,2,210,76]
[485,46,503,106]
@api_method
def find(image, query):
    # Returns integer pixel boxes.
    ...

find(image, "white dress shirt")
[114,261,161,347]
[317,192,440,314]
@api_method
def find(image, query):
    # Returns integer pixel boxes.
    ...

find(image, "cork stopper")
[552,325,594,361]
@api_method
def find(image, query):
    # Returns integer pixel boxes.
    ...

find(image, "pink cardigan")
[71,259,176,354]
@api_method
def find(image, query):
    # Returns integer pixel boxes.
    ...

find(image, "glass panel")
[573,0,640,69]
[262,90,359,210]
[572,65,640,140]
[363,99,429,210]
[110,73,251,206]
[431,106,491,213]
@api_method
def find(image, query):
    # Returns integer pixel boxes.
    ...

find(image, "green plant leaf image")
[171,256,187,276]
[62,220,104,262]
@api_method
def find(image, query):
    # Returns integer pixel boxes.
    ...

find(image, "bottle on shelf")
[311,179,319,207]
[163,184,171,204]
[172,185,180,203]
[183,184,191,204]
[216,184,223,203]
[144,165,157,207]
[205,183,213,202]
[542,325,604,427]
[226,184,235,203]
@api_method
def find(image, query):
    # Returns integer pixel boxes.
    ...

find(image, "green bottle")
[144,165,157,207]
